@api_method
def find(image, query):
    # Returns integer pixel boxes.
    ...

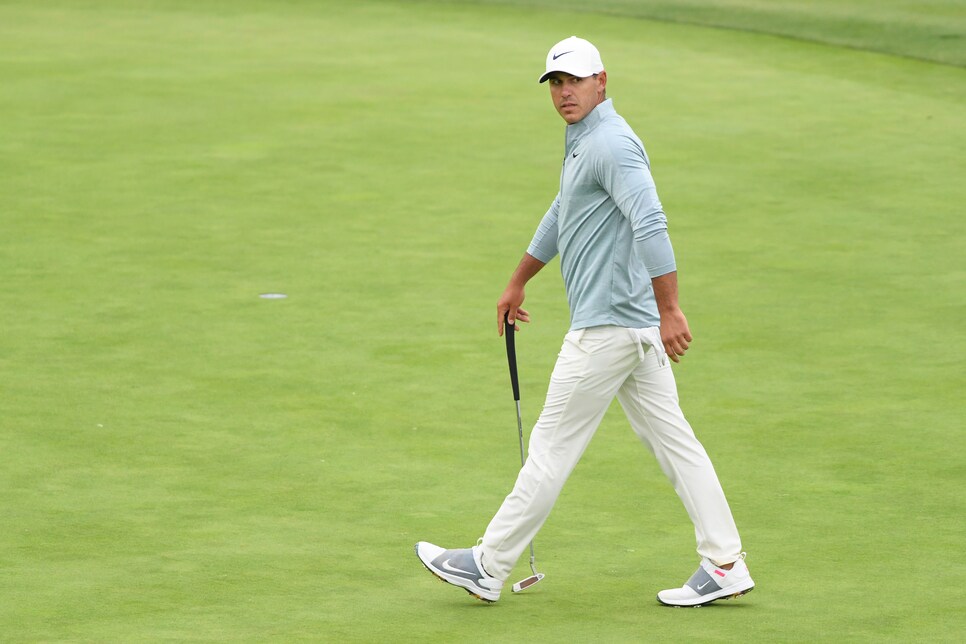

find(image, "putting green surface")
[1,0,964,640]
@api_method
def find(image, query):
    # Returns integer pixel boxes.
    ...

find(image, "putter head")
[511,572,545,593]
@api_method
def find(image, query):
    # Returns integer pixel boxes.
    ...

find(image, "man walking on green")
[416,36,754,608]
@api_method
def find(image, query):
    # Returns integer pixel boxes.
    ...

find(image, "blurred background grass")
[435,0,966,66]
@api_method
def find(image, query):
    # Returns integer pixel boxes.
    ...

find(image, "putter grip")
[504,313,521,402]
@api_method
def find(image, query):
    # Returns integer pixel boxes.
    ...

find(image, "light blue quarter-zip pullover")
[527,99,676,331]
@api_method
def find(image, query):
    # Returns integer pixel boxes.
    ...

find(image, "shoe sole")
[413,544,498,603]
[657,585,754,608]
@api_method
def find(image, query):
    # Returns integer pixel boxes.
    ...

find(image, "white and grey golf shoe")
[657,553,755,607]
[414,541,503,603]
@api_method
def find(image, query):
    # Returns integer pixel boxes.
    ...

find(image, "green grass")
[1,0,964,640]
[436,0,966,66]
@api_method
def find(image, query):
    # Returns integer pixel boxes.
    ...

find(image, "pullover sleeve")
[526,194,560,263]
[596,133,677,278]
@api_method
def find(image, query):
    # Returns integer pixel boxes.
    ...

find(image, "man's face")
[547,71,607,124]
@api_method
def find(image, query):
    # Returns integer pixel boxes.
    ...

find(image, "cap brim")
[538,67,599,83]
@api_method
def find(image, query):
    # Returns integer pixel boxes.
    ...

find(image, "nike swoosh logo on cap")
[552,51,573,60]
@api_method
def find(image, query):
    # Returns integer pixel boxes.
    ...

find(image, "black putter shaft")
[503,313,524,469]
[503,313,543,592]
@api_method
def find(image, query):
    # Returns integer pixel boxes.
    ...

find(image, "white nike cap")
[538,36,604,83]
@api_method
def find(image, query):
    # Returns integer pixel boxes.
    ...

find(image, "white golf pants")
[480,325,742,579]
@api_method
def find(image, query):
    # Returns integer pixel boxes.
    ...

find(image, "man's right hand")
[497,286,529,336]
[497,253,546,336]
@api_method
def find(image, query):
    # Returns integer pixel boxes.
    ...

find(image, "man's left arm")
[597,134,692,362]
[650,271,692,363]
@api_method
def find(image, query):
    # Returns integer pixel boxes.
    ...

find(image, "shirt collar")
[565,98,614,149]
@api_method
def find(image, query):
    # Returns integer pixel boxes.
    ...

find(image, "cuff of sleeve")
[634,232,676,278]
[527,244,556,264]
[646,263,676,279]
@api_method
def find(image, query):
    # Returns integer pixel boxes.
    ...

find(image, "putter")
[503,312,546,593]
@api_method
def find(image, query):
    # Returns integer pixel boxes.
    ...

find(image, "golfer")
[416,36,754,607]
